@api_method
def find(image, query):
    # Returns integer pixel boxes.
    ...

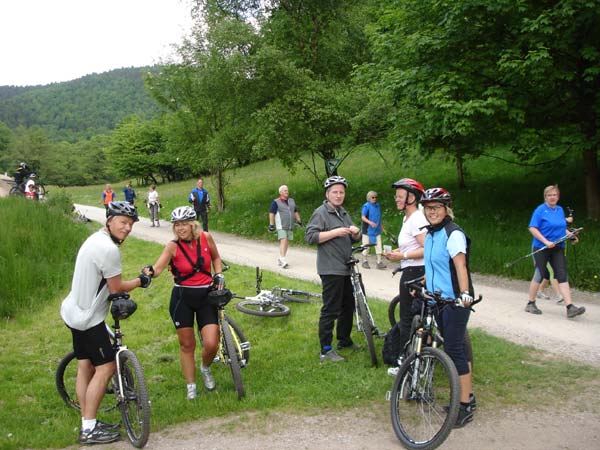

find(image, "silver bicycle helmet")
[323,175,348,190]
[106,201,139,222]
[171,206,197,222]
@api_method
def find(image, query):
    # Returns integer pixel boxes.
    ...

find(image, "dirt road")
[64,205,600,450]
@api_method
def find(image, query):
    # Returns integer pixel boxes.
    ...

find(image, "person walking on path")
[268,184,302,268]
[60,201,151,444]
[421,187,476,428]
[147,184,160,227]
[101,184,115,211]
[188,178,211,232]
[524,185,585,318]
[142,206,225,400]
[360,191,386,270]
[122,183,137,206]
[305,176,361,363]
[383,178,428,375]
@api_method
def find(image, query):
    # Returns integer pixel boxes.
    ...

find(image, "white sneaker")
[387,367,400,377]
[277,258,283,267]
[536,291,550,300]
[186,383,197,400]
[281,258,289,269]
[200,365,216,390]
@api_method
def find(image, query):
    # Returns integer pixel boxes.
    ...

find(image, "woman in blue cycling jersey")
[421,187,475,428]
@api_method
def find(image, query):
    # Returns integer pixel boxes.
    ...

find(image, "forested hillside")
[0,67,161,141]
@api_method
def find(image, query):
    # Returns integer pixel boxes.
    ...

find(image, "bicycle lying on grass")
[56,293,150,448]
[234,266,321,317]
[388,277,481,450]
[205,288,250,399]
[348,244,385,367]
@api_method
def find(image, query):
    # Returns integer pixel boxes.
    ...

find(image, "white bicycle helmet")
[171,206,197,222]
[323,175,348,190]
[106,201,139,222]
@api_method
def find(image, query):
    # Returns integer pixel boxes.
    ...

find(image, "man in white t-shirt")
[60,201,152,445]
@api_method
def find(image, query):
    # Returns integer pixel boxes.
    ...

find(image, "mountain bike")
[388,277,481,450]
[56,298,151,448]
[349,244,384,367]
[8,179,48,199]
[205,289,251,399]
[235,266,321,317]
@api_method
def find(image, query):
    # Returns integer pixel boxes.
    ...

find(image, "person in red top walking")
[143,206,225,400]
[101,184,116,210]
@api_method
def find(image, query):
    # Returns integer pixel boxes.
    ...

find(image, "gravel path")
[61,205,600,450]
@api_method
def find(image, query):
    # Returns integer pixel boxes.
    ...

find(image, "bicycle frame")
[348,246,380,336]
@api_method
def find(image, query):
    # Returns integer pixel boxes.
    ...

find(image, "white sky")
[0,0,195,87]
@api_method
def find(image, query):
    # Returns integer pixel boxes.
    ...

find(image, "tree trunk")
[583,148,600,219]
[216,169,225,212]
[456,152,465,188]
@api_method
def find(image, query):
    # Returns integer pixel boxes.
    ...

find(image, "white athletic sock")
[82,418,96,431]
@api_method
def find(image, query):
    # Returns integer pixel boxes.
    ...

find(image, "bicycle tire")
[222,321,245,399]
[56,351,116,413]
[356,292,378,367]
[390,347,460,450]
[236,299,291,317]
[117,349,151,448]
[388,294,401,326]
[225,315,250,365]
[281,291,321,303]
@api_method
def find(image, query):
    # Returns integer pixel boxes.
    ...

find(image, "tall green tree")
[146,17,260,210]
[361,0,600,217]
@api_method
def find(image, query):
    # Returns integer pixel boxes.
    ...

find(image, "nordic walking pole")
[504,227,583,268]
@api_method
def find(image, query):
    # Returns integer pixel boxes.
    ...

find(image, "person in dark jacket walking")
[305,176,361,363]
[122,183,137,206]
[188,179,211,231]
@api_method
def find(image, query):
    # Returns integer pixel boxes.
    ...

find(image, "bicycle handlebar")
[404,277,483,311]
[352,244,375,254]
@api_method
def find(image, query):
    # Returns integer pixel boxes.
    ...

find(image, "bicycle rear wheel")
[222,321,245,399]
[388,295,401,326]
[236,299,290,317]
[390,347,460,450]
[281,290,321,303]
[356,294,378,367]
[56,351,115,412]
[117,349,150,448]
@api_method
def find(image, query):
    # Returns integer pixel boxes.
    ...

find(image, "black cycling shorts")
[69,321,115,366]
[170,286,218,330]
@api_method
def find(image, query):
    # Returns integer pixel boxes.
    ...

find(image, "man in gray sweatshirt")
[305,175,361,362]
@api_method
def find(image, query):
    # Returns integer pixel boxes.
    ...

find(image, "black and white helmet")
[106,201,139,222]
[323,175,348,190]
[171,206,197,222]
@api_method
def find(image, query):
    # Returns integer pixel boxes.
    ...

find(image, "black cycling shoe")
[454,404,474,428]
[336,341,362,351]
[444,393,476,413]
[79,425,120,444]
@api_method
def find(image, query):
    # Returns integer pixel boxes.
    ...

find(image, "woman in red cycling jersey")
[144,206,225,400]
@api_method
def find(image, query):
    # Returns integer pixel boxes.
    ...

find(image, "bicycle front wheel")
[222,321,245,399]
[356,294,378,367]
[225,316,250,365]
[117,350,151,448]
[390,347,460,450]
[236,300,290,317]
[281,290,321,303]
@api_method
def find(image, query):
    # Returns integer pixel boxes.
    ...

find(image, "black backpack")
[382,322,403,366]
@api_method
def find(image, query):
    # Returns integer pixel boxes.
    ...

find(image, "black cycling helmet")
[108,292,138,320]
[421,187,452,205]
[391,178,425,203]
[323,175,348,190]
[106,201,139,222]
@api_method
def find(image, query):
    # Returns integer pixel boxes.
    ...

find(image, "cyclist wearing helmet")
[383,178,428,375]
[305,175,361,363]
[60,201,151,444]
[142,206,225,399]
[421,187,476,428]
[13,162,32,191]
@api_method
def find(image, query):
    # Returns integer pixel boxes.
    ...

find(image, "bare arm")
[528,226,554,248]
[146,242,177,278]
[106,273,144,293]
[205,232,223,274]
